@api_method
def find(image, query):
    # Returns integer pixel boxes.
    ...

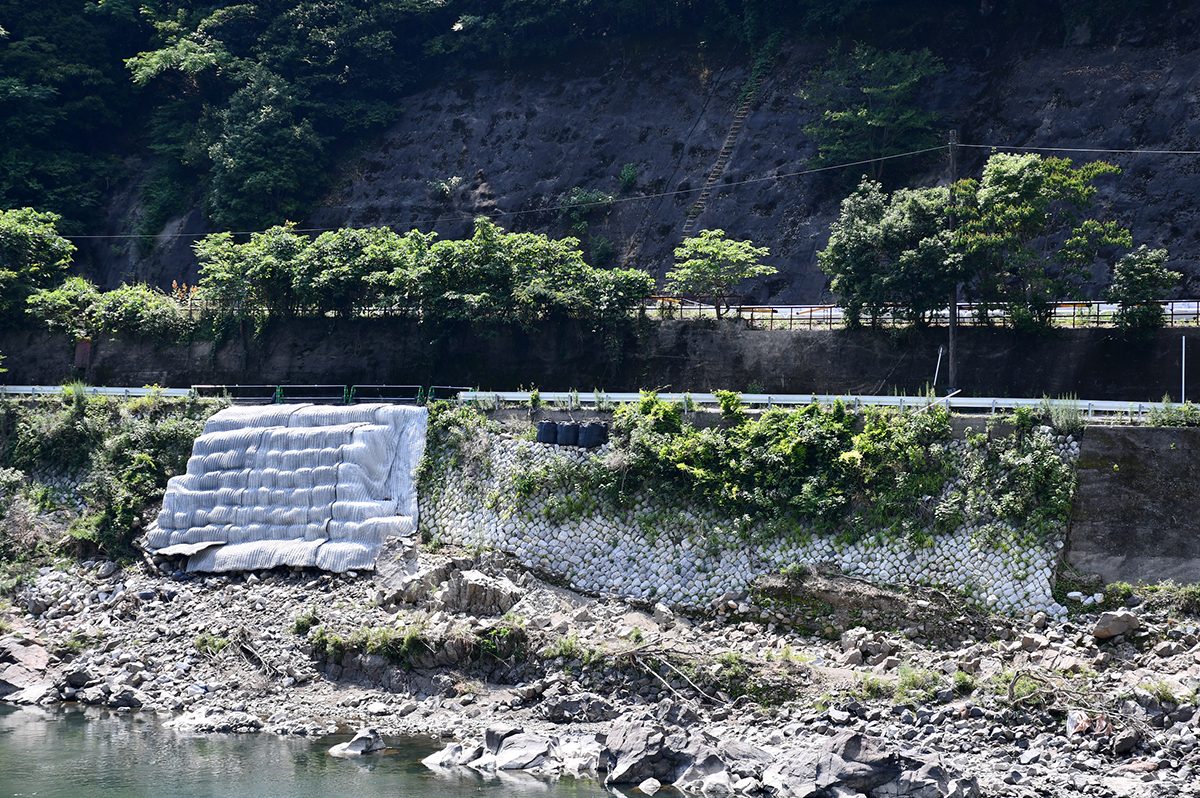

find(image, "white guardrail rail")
[0,385,193,398]
[458,391,1178,419]
[0,385,1179,419]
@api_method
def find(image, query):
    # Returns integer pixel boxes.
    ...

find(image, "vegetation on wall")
[424,394,1077,547]
[0,394,224,570]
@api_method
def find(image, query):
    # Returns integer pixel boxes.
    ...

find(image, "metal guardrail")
[457,390,1172,419]
[0,385,192,398]
[0,385,1176,419]
[147,295,1200,330]
[644,298,1200,331]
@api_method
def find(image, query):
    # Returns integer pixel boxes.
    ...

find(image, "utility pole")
[947,129,959,393]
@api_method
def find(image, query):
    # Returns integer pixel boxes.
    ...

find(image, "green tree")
[295,227,399,316]
[956,153,1131,328]
[194,222,309,318]
[817,179,889,326]
[800,43,945,174]
[205,66,327,228]
[667,230,775,317]
[819,179,960,327]
[0,207,76,322]
[0,1,146,227]
[1107,246,1179,331]
[878,186,961,325]
[26,276,101,338]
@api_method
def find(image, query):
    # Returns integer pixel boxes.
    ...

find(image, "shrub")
[26,277,100,338]
[194,633,229,656]
[1041,395,1084,436]
[952,671,977,696]
[28,279,195,342]
[1147,400,1200,427]
[618,163,639,192]
[857,673,895,700]
[292,608,319,636]
[1107,246,1179,331]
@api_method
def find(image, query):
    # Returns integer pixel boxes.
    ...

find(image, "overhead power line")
[61,145,947,241]
[58,140,1200,242]
[960,143,1200,156]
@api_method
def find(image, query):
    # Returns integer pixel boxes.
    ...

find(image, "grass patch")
[1140,679,1180,706]
[952,671,977,696]
[194,633,230,656]
[856,673,895,700]
[56,630,103,656]
[894,666,942,706]
[292,607,319,636]
[989,670,1047,707]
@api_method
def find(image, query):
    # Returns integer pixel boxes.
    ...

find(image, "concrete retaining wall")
[4,322,1199,401]
[1068,426,1200,584]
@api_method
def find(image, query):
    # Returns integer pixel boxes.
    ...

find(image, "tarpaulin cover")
[145,403,427,573]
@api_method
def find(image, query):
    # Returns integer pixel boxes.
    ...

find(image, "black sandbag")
[536,420,558,444]
[578,422,609,448]
[556,422,580,446]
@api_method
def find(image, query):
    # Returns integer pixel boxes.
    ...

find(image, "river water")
[0,707,613,798]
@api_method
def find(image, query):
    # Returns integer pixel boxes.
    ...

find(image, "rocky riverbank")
[2,545,1199,797]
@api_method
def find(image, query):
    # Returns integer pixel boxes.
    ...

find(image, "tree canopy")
[666,229,775,316]
[1106,246,1180,331]
[799,43,945,175]
[191,217,655,326]
[0,207,75,322]
[819,153,1145,329]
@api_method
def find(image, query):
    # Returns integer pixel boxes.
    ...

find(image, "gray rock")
[495,732,552,770]
[639,778,663,795]
[423,742,465,769]
[763,732,978,798]
[1093,610,1140,640]
[106,687,144,709]
[1113,728,1142,755]
[435,570,524,616]
[330,727,388,757]
[538,692,617,724]
[485,722,522,754]
[606,717,679,785]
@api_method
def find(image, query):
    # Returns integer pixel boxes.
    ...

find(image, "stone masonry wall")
[420,427,1079,619]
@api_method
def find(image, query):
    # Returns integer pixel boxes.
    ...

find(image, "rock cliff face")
[96,11,1200,301]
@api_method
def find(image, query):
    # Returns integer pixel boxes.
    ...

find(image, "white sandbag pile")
[145,403,427,573]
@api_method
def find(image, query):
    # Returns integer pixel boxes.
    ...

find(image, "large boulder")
[495,732,552,770]
[485,722,522,754]
[330,727,388,757]
[0,636,52,698]
[1093,610,1141,640]
[604,715,694,785]
[762,733,978,798]
[435,570,524,616]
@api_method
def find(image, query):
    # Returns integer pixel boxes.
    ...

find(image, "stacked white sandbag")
[146,403,427,573]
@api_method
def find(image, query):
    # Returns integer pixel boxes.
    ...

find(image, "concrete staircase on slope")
[680,70,767,237]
